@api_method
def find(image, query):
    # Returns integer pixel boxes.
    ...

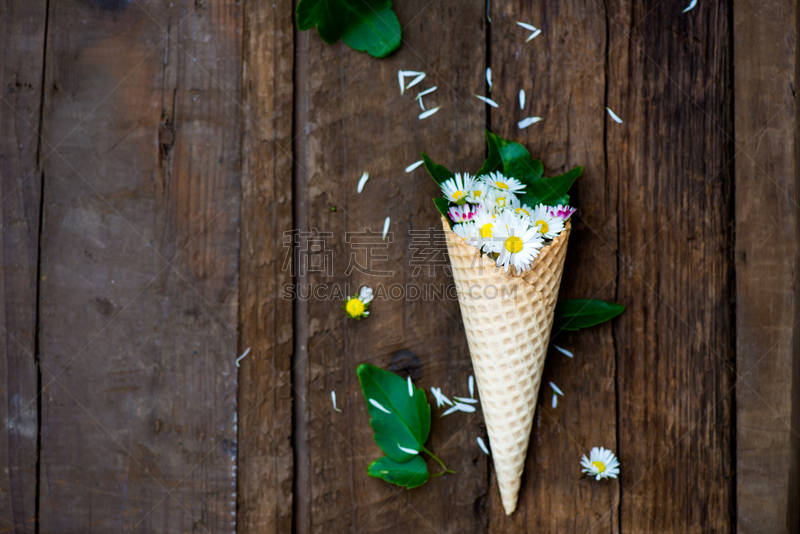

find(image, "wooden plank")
[607,0,734,531]
[236,1,294,532]
[733,0,798,531]
[37,1,241,531]
[293,2,488,531]
[487,1,618,531]
[0,1,47,531]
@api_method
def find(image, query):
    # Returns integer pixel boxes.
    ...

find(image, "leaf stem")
[421,446,455,474]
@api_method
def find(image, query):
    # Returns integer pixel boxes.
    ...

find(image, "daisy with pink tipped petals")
[448,204,475,223]
[548,204,577,220]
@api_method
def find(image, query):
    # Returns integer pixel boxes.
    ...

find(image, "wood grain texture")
[37,1,240,531]
[607,0,735,531]
[0,1,47,531]
[733,0,798,532]
[488,0,619,531]
[293,2,488,532]
[237,1,294,533]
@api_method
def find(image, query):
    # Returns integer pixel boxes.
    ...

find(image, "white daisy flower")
[472,206,500,250]
[453,221,479,245]
[530,204,565,239]
[448,204,476,223]
[488,216,543,274]
[485,188,520,212]
[469,181,489,204]
[441,173,479,204]
[512,203,535,221]
[481,171,526,194]
[581,447,620,480]
[343,285,373,320]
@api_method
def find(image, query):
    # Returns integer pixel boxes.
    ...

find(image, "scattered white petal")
[415,86,437,98]
[454,396,478,404]
[382,217,391,240]
[518,116,542,129]
[408,376,414,397]
[486,68,492,91]
[369,398,391,414]
[398,70,405,95]
[477,436,490,455]
[475,95,499,108]
[405,160,424,173]
[406,73,426,90]
[516,21,537,31]
[550,382,564,396]
[331,391,342,412]
[401,70,424,77]
[682,0,697,12]
[418,97,426,111]
[235,347,251,367]
[526,29,542,42]
[418,107,440,120]
[605,107,623,123]
[553,344,574,358]
[430,387,443,408]
[552,393,558,408]
[357,171,369,193]
[442,402,476,416]
[519,89,525,109]
[437,389,454,406]
[398,444,419,455]
[469,375,474,398]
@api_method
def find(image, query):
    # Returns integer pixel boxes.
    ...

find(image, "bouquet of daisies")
[423,131,581,515]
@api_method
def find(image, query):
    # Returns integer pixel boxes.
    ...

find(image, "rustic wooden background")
[0,0,797,532]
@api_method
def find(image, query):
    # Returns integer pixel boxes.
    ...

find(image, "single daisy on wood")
[343,285,373,320]
[580,447,620,480]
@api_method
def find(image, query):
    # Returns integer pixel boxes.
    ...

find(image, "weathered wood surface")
[37,1,240,531]
[237,1,295,533]
[0,1,47,532]
[733,0,798,532]
[607,0,735,532]
[293,1,488,531]
[0,0,797,532]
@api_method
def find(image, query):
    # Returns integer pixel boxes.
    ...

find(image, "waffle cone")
[442,217,570,515]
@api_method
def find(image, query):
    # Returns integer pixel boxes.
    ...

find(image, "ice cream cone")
[442,217,570,515]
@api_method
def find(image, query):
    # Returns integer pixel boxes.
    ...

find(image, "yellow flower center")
[480,223,493,238]
[592,460,606,473]
[535,219,549,234]
[495,181,508,190]
[516,208,530,217]
[345,298,365,317]
[497,197,506,207]
[473,190,482,198]
[504,236,523,254]
[453,190,465,200]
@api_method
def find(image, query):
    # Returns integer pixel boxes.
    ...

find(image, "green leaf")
[357,364,431,462]
[553,299,625,331]
[421,152,455,186]
[433,198,453,229]
[478,131,543,184]
[296,0,401,58]
[525,166,582,206]
[367,455,429,489]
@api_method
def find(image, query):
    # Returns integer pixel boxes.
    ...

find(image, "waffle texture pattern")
[442,217,570,515]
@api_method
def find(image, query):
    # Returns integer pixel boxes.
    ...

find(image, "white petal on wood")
[405,160,424,173]
[682,0,697,12]
[518,116,542,129]
[553,344,574,358]
[382,217,391,240]
[474,95,499,108]
[516,21,537,31]
[519,89,525,110]
[526,29,542,42]
[405,72,426,90]
[605,107,623,123]
[418,106,440,120]
[477,436,490,455]
[357,171,369,193]
[550,382,564,396]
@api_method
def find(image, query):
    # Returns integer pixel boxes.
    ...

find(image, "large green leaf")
[421,152,455,186]
[357,364,431,462]
[525,166,583,206]
[479,131,543,184]
[553,299,625,331]
[296,0,401,58]
[367,456,429,489]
